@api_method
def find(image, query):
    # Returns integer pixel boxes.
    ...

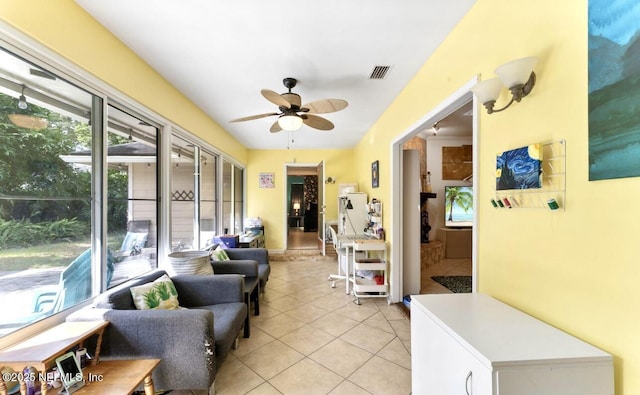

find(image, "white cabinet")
[350,239,389,304]
[411,294,613,395]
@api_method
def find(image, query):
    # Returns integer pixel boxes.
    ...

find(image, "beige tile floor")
[212,257,412,395]
[419,258,472,294]
[170,255,471,394]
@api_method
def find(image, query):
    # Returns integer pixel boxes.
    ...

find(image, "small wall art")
[496,144,542,190]
[372,160,379,188]
[259,172,275,188]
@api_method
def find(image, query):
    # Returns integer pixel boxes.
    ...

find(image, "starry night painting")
[589,0,640,180]
[496,144,542,191]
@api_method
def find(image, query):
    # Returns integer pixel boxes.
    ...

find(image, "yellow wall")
[356,0,637,393]
[247,149,355,250]
[0,0,247,163]
[3,0,639,392]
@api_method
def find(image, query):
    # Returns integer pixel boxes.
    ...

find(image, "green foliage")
[0,93,92,223]
[0,92,130,239]
[107,169,129,231]
[0,218,89,249]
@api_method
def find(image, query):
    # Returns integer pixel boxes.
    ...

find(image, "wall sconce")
[471,57,537,114]
[325,176,336,184]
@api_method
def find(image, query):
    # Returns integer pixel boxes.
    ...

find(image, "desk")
[0,321,108,395]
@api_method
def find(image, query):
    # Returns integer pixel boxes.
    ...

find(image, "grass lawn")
[0,232,127,271]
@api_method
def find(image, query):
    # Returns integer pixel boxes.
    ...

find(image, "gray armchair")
[210,248,269,338]
[67,270,246,392]
[214,248,270,291]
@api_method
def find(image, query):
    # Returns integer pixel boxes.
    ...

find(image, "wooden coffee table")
[0,321,108,395]
[50,359,160,395]
[0,322,160,395]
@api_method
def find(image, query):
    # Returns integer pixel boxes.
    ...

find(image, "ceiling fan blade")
[261,89,291,109]
[230,112,279,122]
[303,99,348,114]
[282,93,302,107]
[270,120,283,133]
[303,114,334,131]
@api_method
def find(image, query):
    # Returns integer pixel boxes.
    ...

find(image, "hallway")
[287,228,318,250]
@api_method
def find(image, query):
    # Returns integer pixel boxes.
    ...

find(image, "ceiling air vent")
[369,65,391,80]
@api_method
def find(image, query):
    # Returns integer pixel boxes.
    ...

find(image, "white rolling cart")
[328,227,350,293]
[350,239,389,304]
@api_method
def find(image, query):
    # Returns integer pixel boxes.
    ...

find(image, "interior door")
[317,161,326,255]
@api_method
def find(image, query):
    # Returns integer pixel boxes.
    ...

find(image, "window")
[105,105,158,285]
[170,133,221,250]
[171,135,196,251]
[199,150,217,249]
[223,160,244,235]
[0,48,97,336]
[0,41,243,340]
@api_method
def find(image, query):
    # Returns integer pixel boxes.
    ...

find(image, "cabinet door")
[412,311,492,394]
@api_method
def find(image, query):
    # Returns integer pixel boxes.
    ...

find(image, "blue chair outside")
[32,248,115,314]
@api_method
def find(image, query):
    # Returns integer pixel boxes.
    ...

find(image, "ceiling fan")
[230,77,348,133]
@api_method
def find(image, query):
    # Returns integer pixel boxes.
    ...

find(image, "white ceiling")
[76,0,476,150]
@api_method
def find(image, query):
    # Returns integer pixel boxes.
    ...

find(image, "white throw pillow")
[130,274,181,310]
[211,246,230,261]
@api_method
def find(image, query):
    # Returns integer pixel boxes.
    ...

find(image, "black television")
[444,186,473,227]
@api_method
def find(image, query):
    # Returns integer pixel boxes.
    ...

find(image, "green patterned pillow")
[211,246,230,261]
[130,274,180,310]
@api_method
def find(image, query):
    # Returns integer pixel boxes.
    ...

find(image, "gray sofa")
[67,270,246,392]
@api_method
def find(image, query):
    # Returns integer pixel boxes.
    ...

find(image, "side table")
[0,321,108,395]
[51,359,160,395]
[239,234,264,248]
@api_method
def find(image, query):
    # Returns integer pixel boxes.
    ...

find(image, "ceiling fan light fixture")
[278,114,303,131]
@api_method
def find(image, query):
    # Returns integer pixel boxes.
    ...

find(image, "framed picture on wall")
[372,160,379,188]
[259,172,275,188]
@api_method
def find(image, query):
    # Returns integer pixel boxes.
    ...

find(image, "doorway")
[390,77,479,303]
[285,163,323,251]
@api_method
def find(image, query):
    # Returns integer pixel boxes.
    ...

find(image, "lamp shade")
[293,203,300,210]
[470,78,503,104]
[494,57,538,89]
[278,114,303,131]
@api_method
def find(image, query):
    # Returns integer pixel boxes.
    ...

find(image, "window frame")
[0,23,247,347]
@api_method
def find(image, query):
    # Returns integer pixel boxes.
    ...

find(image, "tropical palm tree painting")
[496,144,542,191]
[588,0,640,180]
[445,186,473,227]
